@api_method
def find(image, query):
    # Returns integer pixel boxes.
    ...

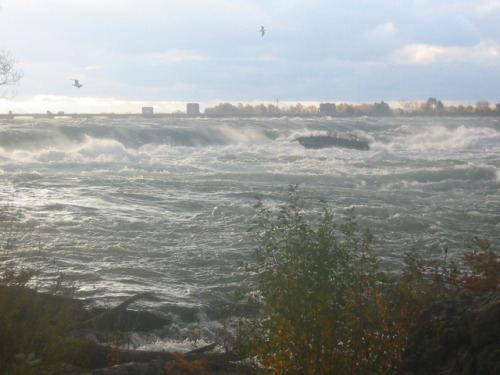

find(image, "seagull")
[71,79,83,88]
[259,26,265,37]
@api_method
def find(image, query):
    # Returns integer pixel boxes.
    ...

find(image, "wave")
[373,121,500,152]
[0,119,278,151]
[1,117,498,149]
[0,117,498,168]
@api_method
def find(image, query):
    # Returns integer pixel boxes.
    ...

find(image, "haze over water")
[1,116,499,345]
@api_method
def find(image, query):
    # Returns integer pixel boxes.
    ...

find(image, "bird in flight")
[259,26,265,37]
[71,79,83,88]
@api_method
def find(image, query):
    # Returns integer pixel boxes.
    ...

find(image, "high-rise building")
[319,103,336,115]
[186,103,200,115]
[142,107,154,116]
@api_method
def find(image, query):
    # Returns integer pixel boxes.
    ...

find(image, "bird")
[71,79,83,88]
[259,26,265,37]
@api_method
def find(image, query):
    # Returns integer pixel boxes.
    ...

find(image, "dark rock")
[162,305,199,323]
[295,135,370,150]
[0,287,253,374]
[402,293,500,375]
[89,350,254,375]
[186,342,217,354]
[88,308,171,332]
[92,359,165,375]
[77,293,171,332]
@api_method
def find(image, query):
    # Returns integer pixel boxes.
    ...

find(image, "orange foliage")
[164,353,209,375]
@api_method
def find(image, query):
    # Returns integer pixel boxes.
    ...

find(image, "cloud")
[402,15,480,47]
[368,22,398,37]
[137,51,209,65]
[392,44,446,65]
[83,66,104,71]
[392,40,500,65]
[1,0,499,108]
[477,0,500,14]
[1,94,187,114]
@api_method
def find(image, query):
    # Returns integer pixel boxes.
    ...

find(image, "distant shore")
[1,112,500,120]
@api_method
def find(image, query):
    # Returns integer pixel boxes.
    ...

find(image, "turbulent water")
[0,115,499,348]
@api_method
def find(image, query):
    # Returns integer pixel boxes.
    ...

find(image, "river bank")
[1,285,499,375]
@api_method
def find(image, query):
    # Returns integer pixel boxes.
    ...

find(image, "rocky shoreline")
[61,292,254,374]
[81,292,500,375]
[3,287,499,374]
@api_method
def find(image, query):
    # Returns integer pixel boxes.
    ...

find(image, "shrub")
[397,239,499,301]
[248,186,399,374]
[165,353,209,375]
[247,187,499,374]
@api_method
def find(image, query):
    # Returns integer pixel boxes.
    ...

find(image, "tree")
[336,103,354,115]
[475,101,491,113]
[267,103,281,115]
[421,97,444,114]
[254,103,268,115]
[0,50,23,97]
[354,103,373,115]
[288,103,305,114]
[305,104,318,114]
[400,100,421,114]
[237,103,254,115]
[204,102,240,115]
[372,101,392,116]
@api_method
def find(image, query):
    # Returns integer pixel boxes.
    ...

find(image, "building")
[186,103,200,115]
[142,107,154,116]
[319,103,336,115]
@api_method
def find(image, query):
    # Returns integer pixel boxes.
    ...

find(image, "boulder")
[295,135,370,150]
[92,359,165,375]
[75,292,170,332]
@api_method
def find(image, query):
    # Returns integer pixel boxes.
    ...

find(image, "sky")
[0,0,499,113]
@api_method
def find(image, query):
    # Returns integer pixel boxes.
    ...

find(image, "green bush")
[248,186,396,374]
[246,186,499,375]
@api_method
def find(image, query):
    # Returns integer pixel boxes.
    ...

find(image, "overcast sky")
[1,0,499,113]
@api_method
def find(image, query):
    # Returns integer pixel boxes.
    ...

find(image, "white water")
[0,116,499,346]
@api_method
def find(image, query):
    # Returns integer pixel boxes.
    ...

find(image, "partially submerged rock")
[92,360,165,375]
[87,295,170,332]
[295,135,370,150]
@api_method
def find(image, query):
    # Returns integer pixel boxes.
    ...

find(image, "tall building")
[142,107,154,116]
[186,103,200,115]
[319,103,336,115]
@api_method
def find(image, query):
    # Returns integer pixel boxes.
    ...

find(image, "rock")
[0,287,253,374]
[295,135,370,150]
[401,293,500,375]
[186,342,218,354]
[88,308,171,332]
[75,292,171,332]
[92,359,165,375]
[88,350,254,375]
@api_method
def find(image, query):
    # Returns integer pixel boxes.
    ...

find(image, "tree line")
[204,98,500,116]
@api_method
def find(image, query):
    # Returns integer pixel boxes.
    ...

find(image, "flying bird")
[259,26,265,37]
[71,79,83,88]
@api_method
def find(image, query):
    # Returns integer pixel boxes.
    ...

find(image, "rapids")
[0,115,498,347]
